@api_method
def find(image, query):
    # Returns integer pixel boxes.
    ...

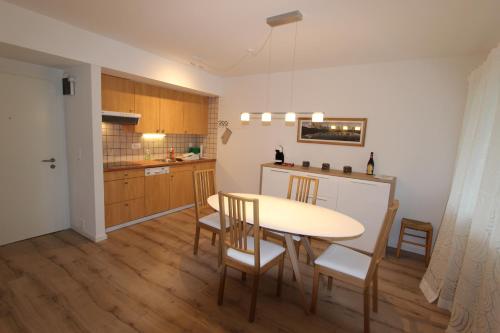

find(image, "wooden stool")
[396,218,433,266]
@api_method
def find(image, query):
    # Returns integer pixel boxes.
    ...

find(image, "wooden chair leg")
[211,232,217,246]
[295,241,301,262]
[372,266,378,313]
[277,255,284,297]
[218,264,227,305]
[241,272,247,281]
[193,225,201,255]
[364,287,370,333]
[249,275,260,322]
[425,230,433,267]
[396,223,405,258]
[327,276,333,291]
[310,267,320,313]
[262,230,267,240]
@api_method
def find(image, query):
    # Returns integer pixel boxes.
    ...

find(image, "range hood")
[102,111,141,125]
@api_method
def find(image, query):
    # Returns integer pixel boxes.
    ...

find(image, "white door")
[0,70,69,245]
[335,178,390,253]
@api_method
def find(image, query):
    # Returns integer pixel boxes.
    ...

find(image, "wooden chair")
[263,175,319,264]
[193,169,227,264]
[310,200,399,333]
[217,192,286,322]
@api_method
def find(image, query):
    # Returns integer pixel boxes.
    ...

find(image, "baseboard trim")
[105,204,195,233]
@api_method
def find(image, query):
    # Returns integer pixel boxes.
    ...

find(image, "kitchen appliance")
[275,146,284,164]
[102,111,141,125]
[145,166,170,176]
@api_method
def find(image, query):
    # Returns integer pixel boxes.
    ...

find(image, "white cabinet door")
[261,167,291,198]
[335,178,390,253]
[294,171,339,210]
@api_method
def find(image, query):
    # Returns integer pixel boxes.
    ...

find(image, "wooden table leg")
[300,236,315,264]
[284,233,310,315]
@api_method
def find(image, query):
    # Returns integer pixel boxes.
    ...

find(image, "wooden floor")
[0,208,449,333]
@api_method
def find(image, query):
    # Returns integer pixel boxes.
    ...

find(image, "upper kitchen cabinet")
[183,93,209,135]
[159,88,184,134]
[134,82,160,133]
[101,74,135,112]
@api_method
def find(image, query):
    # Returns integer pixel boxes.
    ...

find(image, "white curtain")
[420,46,500,332]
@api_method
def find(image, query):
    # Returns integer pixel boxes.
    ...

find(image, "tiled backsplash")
[102,97,218,163]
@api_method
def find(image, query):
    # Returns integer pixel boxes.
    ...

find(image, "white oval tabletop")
[207,193,365,239]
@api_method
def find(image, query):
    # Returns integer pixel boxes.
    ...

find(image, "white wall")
[0,0,223,96]
[64,63,106,242]
[218,56,482,253]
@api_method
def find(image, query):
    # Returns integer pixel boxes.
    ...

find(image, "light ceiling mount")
[266,10,303,27]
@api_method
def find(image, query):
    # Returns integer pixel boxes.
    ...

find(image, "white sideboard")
[260,163,396,254]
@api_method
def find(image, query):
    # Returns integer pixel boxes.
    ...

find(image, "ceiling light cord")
[265,28,274,114]
[289,22,299,114]
[195,28,274,74]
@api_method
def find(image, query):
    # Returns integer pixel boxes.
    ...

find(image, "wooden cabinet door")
[104,177,145,205]
[145,174,170,215]
[105,201,130,227]
[170,169,194,208]
[101,74,135,112]
[159,88,184,134]
[134,82,160,133]
[128,198,145,221]
[182,93,208,135]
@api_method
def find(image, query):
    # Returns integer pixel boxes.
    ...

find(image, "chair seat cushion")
[227,237,285,267]
[266,230,301,242]
[199,212,227,230]
[314,244,371,280]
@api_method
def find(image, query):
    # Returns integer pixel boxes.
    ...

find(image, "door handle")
[41,158,56,163]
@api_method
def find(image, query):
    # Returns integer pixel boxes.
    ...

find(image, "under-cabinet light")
[142,133,166,139]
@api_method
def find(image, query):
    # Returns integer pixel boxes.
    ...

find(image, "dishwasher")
[144,167,170,215]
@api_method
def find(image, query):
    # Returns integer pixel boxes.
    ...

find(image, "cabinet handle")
[349,180,377,186]
[124,173,128,176]
[270,169,289,174]
[124,203,129,207]
[124,182,129,185]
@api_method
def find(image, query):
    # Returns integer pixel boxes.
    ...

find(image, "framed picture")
[297,117,367,147]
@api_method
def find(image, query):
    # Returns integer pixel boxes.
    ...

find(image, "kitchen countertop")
[103,158,216,172]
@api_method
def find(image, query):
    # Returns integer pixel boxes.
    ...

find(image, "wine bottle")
[367,152,375,175]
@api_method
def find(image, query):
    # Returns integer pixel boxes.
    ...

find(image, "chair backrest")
[366,200,399,279]
[218,192,260,269]
[287,175,319,205]
[193,169,216,221]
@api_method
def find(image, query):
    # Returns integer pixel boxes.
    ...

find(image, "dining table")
[207,193,365,313]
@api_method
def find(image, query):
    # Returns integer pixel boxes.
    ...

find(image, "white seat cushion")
[227,236,285,267]
[199,212,228,229]
[314,244,371,280]
[266,230,301,242]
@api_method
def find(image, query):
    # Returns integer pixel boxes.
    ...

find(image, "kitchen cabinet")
[159,88,184,134]
[260,164,394,253]
[101,74,135,113]
[134,82,161,133]
[182,93,209,135]
[145,173,171,215]
[105,198,145,227]
[104,177,145,205]
[170,166,195,209]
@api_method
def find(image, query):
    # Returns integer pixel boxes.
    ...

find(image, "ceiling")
[5,0,500,76]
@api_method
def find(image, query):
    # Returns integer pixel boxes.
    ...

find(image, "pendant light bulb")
[240,112,250,122]
[285,112,296,122]
[312,112,324,122]
[261,112,272,122]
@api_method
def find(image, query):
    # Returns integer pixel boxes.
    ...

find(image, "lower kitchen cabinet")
[105,198,145,227]
[170,168,195,209]
[104,161,216,228]
[145,173,171,215]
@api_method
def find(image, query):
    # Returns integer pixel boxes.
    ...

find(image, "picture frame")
[297,117,367,147]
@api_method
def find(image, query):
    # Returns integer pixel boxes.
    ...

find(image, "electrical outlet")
[131,143,141,150]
